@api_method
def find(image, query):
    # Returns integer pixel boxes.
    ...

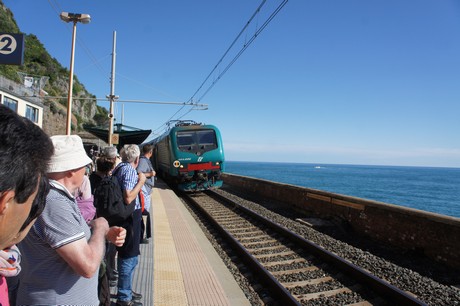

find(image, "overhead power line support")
[107,31,119,146]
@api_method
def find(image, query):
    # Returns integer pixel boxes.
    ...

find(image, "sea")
[224,161,460,219]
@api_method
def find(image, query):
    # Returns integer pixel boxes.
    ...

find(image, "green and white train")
[148,121,225,192]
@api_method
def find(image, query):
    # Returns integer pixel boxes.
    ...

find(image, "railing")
[0,75,43,105]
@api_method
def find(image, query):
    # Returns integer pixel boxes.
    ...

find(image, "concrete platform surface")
[111,180,250,306]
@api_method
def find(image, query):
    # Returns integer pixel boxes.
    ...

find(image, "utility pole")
[107,31,119,145]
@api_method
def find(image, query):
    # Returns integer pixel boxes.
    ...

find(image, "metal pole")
[65,21,77,135]
[108,31,117,145]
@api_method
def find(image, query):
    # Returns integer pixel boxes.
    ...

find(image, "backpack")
[93,167,136,226]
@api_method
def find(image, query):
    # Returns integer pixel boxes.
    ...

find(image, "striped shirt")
[17,180,99,306]
[114,162,141,209]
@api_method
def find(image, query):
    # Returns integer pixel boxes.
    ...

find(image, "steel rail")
[181,192,301,306]
[207,190,426,306]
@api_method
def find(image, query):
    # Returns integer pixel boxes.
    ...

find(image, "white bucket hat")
[48,135,92,173]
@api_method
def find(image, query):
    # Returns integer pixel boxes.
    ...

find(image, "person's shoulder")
[137,157,149,168]
[139,156,150,164]
[120,162,136,171]
[116,162,137,178]
[48,184,72,202]
[113,162,126,174]
[39,188,79,227]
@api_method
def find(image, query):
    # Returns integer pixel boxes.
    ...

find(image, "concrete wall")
[222,173,460,269]
[0,76,44,127]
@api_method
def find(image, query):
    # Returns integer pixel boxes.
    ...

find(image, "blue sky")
[4,0,460,167]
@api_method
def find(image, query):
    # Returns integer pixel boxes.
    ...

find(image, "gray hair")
[102,146,118,159]
[121,144,140,163]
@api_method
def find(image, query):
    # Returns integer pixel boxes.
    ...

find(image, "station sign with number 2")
[0,33,25,66]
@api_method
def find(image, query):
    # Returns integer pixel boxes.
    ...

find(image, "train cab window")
[197,130,217,150]
[176,129,217,153]
[177,132,196,151]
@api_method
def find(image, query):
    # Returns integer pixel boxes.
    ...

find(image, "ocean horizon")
[224,161,460,218]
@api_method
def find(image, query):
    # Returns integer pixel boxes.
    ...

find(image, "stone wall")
[42,103,66,135]
[222,173,460,270]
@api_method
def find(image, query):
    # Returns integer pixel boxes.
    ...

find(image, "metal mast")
[107,31,118,145]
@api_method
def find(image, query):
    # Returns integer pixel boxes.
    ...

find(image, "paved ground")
[110,181,250,306]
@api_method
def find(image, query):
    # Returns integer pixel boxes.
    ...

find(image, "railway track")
[181,190,426,306]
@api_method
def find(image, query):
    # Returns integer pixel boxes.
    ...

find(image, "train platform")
[111,180,250,306]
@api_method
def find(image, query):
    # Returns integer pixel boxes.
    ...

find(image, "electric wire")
[43,0,192,138]
[115,72,181,102]
[196,0,288,103]
[44,0,287,140]
[47,0,109,79]
[187,0,268,103]
[146,0,289,137]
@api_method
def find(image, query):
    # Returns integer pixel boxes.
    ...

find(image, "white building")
[0,75,44,127]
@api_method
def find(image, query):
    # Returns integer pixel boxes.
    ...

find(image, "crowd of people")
[0,105,155,306]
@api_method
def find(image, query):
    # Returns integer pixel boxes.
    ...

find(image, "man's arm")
[56,218,109,278]
[106,226,126,246]
[144,169,156,178]
[138,158,156,178]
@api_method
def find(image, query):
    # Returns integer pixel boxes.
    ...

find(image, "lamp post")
[60,12,91,135]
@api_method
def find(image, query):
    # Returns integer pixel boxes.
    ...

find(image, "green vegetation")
[92,105,109,127]
[0,0,109,130]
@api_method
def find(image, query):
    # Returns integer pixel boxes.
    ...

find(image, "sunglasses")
[19,175,50,232]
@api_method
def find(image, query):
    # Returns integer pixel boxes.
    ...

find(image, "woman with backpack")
[90,152,119,305]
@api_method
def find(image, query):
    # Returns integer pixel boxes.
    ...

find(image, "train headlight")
[173,160,180,168]
[215,162,220,166]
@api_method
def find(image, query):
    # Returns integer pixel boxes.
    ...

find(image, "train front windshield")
[177,129,218,152]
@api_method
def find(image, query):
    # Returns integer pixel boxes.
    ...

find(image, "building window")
[25,105,39,123]
[3,96,18,112]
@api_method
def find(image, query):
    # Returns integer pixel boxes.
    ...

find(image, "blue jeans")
[117,255,139,301]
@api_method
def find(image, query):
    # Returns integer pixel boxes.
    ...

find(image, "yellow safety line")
[152,189,188,306]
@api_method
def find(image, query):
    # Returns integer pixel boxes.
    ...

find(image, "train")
[147,120,225,192]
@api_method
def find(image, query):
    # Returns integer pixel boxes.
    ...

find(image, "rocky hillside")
[0,0,109,135]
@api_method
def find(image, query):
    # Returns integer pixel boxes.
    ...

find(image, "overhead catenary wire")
[189,0,288,104]
[49,0,188,133]
[187,0,268,104]
[39,95,207,108]
[47,0,109,79]
[151,0,288,136]
[150,104,190,137]
[115,72,182,102]
[45,0,287,138]
[153,1,288,136]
